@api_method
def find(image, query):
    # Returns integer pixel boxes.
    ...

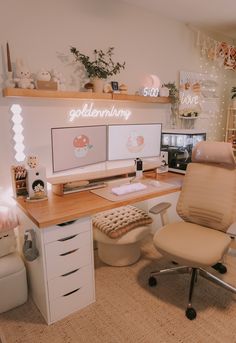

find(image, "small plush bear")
[14,59,35,89]
[36,69,51,81]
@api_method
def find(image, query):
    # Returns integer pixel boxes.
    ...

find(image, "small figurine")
[119,83,128,94]
[103,83,113,93]
[84,82,93,92]
[14,59,35,89]
[51,68,66,90]
[36,69,51,81]
[27,155,39,169]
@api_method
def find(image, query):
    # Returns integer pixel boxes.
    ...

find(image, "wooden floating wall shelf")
[2,88,170,104]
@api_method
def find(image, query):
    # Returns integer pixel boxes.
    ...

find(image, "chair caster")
[212,263,227,274]
[148,276,157,287]
[185,307,197,320]
[172,261,178,265]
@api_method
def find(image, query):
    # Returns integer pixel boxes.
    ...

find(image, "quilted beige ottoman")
[92,206,152,266]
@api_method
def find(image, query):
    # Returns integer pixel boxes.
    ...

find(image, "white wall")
[0,0,208,200]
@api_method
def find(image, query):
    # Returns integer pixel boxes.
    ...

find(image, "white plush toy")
[14,59,35,89]
[36,69,51,81]
[51,68,66,90]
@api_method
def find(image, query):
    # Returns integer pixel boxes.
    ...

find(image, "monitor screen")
[107,123,162,161]
[51,125,107,172]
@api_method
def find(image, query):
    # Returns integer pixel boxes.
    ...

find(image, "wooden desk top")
[16,172,183,228]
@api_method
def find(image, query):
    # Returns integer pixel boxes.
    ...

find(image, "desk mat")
[90,179,178,202]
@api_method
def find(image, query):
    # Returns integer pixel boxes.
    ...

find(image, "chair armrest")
[149,202,171,215]
[227,222,236,237]
[149,202,171,226]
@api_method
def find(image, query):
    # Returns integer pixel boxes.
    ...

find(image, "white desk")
[16,172,183,324]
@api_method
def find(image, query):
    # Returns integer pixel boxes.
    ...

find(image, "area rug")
[0,236,235,343]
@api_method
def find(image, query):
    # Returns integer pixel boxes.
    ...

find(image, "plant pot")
[92,77,105,93]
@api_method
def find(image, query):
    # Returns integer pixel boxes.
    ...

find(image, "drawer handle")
[63,288,80,297]
[58,234,77,242]
[60,248,78,256]
[57,220,77,227]
[61,268,79,277]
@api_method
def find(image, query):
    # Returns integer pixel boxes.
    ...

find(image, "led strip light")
[10,104,25,162]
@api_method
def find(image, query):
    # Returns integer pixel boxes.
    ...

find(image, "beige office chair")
[148,141,236,320]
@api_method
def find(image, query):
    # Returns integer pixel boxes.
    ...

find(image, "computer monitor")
[107,123,162,161]
[51,125,107,172]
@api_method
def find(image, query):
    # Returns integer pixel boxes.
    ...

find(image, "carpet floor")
[0,236,236,343]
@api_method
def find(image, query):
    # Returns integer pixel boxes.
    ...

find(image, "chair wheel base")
[148,276,157,287]
[171,261,178,265]
[185,307,197,320]
[212,263,227,274]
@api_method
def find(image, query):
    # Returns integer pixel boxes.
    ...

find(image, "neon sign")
[180,93,199,105]
[69,103,131,122]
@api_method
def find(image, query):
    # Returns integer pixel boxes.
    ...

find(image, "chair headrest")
[192,141,236,167]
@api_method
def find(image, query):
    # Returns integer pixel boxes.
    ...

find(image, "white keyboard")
[111,182,147,196]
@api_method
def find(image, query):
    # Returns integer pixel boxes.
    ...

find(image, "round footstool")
[93,206,152,266]
[93,225,150,266]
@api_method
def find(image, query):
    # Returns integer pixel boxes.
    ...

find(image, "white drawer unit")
[20,214,95,325]
[45,231,91,279]
[50,282,94,323]
[43,217,90,244]
[48,265,93,300]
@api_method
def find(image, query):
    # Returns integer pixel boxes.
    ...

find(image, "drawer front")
[46,243,92,279]
[43,217,91,244]
[45,231,90,257]
[48,265,93,300]
[50,283,95,323]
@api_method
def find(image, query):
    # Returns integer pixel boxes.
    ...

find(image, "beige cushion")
[177,163,236,233]
[153,222,231,267]
[92,205,152,238]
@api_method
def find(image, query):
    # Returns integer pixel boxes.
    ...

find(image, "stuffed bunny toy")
[14,59,35,89]
[51,68,66,90]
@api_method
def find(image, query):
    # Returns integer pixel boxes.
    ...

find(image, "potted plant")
[164,82,179,104]
[164,82,179,127]
[70,46,125,92]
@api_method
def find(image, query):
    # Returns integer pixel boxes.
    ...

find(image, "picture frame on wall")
[51,125,107,172]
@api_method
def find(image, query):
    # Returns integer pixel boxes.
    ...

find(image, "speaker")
[26,166,47,199]
[160,151,168,165]
[134,158,143,179]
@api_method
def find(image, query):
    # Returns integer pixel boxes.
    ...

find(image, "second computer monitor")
[107,123,162,161]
